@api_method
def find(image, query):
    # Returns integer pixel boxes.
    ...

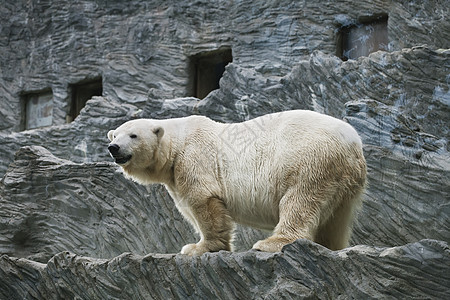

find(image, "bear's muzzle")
[108,144,132,164]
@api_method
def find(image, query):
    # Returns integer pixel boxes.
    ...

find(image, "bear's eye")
[130,134,137,139]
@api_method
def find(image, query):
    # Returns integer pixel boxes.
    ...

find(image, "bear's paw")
[180,243,212,256]
[252,237,291,252]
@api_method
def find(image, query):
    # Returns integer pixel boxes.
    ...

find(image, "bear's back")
[212,110,364,229]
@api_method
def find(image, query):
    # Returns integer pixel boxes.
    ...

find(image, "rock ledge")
[1,239,448,299]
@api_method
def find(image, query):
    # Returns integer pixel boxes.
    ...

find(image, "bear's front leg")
[179,197,234,256]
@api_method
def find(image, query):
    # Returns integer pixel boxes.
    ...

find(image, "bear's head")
[107,119,164,173]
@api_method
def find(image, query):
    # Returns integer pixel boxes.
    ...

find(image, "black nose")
[108,144,120,155]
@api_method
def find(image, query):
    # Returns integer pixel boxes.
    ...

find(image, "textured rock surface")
[1,90,448,264]
[345,99,449,246]
[1,47,448,177]
[1,239,449,299]
[1,0,449,298]
[1,49,449,300]
[1,0,448,132]
[0,96,140,177]
[0,146,267,263]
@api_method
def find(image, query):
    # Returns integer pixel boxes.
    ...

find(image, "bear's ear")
[153,127,164,140]
[107,130,115,141]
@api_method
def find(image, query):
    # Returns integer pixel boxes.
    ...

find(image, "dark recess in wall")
[69,78,103,122]
[337,14,388,61]
[189,48,232,99]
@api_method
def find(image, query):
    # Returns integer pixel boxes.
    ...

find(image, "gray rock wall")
[1,0,448,131]
[1,47,448,177]
[0,145,267,263]
[1,0,449,298]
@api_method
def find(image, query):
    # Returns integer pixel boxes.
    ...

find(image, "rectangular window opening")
[68,77,103,122]
[338,15,388,61]
[189,48,232,99]
[21,90,53,130]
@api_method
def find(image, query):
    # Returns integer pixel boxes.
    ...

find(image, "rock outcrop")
[1,239,448,299]
[0,146,267,263]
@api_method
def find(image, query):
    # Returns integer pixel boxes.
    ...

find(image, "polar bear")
[107,110,367,255]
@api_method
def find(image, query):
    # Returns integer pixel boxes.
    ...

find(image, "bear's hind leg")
[315,193,362,250]
[253,190,321,252]
[180,197,234,256]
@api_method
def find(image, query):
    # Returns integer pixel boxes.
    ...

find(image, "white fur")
[108,110,367,255]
